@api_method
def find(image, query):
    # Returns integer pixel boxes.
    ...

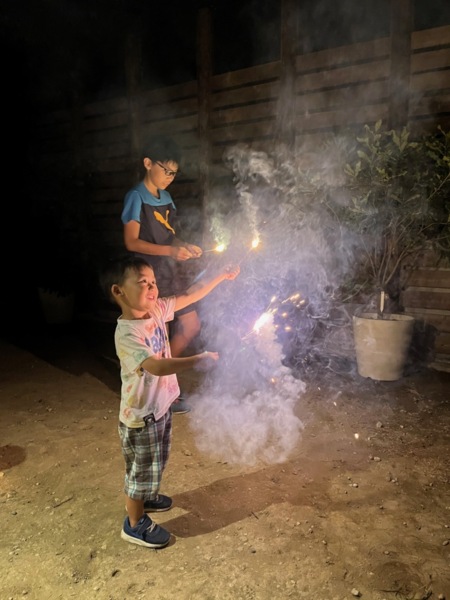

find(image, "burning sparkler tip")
[204,243,226,253]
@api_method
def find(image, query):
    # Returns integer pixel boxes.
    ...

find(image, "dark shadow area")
[1,313,120,395]
[0,445,26,470]
[407,319,439,373]
[166,452,372,538]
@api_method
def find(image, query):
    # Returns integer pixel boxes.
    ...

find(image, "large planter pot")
[353,312,415,381]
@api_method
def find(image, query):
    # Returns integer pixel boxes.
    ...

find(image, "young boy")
[121,135,203,414]
[100,256,240,548]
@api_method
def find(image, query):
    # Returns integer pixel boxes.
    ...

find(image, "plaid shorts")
[118,410,172,501]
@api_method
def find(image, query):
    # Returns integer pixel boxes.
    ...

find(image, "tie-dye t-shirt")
[114,297,180,426]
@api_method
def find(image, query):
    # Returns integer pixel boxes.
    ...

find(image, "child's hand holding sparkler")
[223,263,241,280]
[195,350,220,371]
[185,243,203,258]
[170,243,202,261]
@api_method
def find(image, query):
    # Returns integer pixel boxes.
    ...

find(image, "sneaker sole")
[121,529,170,549]
[125,506,172,513]
[172,407,191,414]
[144,503,172,513]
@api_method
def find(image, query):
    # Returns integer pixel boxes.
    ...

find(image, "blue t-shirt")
[121,181,181,296]
[121,181,178,248]
[121,181,176,223]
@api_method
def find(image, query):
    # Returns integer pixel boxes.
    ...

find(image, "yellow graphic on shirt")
[153,209,175,234]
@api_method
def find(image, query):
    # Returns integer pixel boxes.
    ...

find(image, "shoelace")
[145,521,157,534]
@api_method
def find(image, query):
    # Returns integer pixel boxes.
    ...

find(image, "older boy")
[122,135,202,414]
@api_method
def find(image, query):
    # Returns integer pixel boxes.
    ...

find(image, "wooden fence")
[33,22,450,367]
[402,266,450,371]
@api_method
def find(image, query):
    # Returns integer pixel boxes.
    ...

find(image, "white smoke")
[189,313,305,466]
[189,138,358,465]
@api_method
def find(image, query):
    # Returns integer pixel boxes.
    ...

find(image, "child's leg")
[126,497,145,528]
[119,413,172,511]
[119,417,173,548]
[170,310,201,357]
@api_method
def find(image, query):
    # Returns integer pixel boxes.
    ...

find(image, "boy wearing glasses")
[122,135,202,414]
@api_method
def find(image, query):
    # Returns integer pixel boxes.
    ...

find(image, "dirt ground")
[1,320,449,600]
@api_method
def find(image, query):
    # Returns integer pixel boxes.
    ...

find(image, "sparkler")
[252,310,273,332]
[237,237,261,266]
[203,237,261,265]
[203,243,226,254]
[240,292,305,341]
[241,309,276,341]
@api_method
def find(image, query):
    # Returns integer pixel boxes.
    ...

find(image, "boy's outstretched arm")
[174,264,240,312]
[142,351,219,377]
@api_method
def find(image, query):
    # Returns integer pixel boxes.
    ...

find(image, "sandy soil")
[1,322,449,600]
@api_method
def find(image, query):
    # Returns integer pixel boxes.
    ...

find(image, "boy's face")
[144,158,179,190]
[112,265,158,317]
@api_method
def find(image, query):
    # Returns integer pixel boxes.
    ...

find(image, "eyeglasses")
[156,162,178,178]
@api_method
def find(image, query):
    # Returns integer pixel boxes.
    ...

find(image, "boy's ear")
[143,157,152,170]
[111,284,123,298]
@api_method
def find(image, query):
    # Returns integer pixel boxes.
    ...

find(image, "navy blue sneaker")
[144,494,173,512]
[121,515,170,548]
[172,398,191,414]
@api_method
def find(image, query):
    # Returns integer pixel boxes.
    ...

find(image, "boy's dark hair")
[99,256,153,304]
[141,135,182,165]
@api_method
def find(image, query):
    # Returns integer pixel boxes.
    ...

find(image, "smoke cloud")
[188,138,359,465]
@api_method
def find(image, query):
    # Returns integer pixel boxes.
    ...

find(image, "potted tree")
[326,121,450,380]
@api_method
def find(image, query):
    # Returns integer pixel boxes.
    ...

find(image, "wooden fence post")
[389,0,414,129]
[196,6,213,245]
[69,84,90,267]
[125,34,143,181]
[276,0,298,153]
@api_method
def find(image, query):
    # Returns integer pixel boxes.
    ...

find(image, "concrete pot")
[353,312,415,381]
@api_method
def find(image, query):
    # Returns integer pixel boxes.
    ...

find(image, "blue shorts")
[118,410,172,500]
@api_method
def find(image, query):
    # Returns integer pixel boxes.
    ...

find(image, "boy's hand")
[186,243,203,258]
[202,350,219,361]
[223,264,240,280]
[171,243,202,261]
[195,350,219,371]
[170,245,195,261]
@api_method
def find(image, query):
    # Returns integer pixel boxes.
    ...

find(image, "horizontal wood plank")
[409,92,450,116]
[403,309,450,332]
[211,101,276,127]
[410,70,450,92]
[296,38,390,71]
[435,332,450,353]
[295,60,390,93]
[412,25,450,51]
[295,104,388,131]
[212,62,281,90]
[212,81,281,108]
[296,80,388,112]
[405,268,450,288]
[402,289,450,310]
[411,48,450,73]
[211,120,275,143]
